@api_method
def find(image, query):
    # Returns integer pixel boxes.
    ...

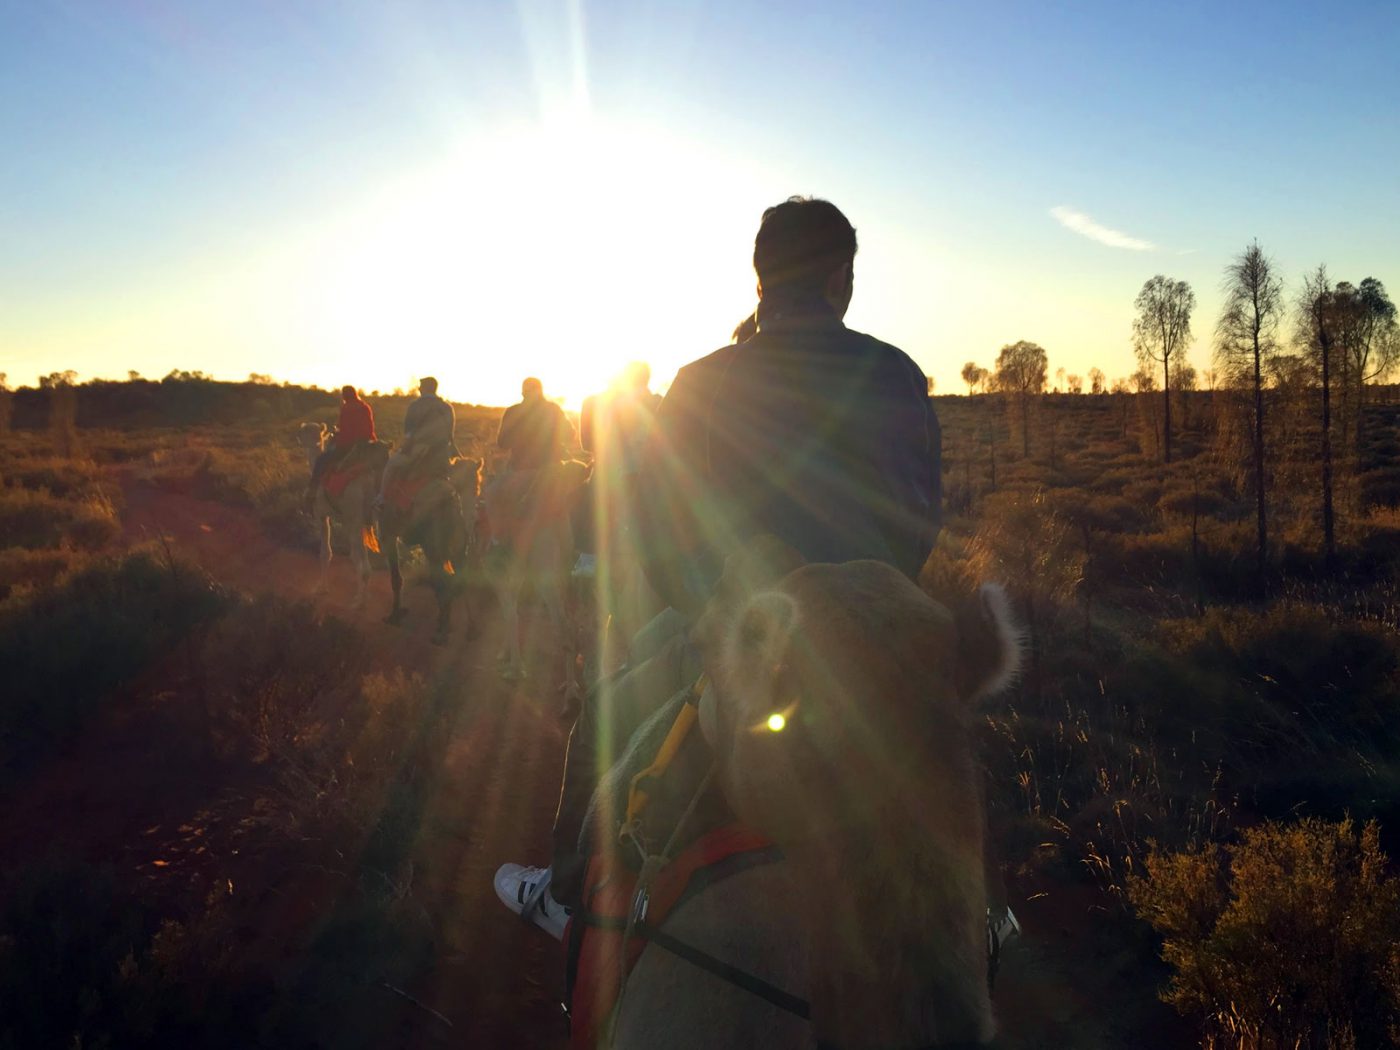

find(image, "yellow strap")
[621,674,707,837]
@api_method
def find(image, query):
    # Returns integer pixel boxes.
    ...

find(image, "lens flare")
[766,713,786,733]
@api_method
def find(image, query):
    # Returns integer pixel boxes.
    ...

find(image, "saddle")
[383,475,443,514]
[323,441,388,499]
[384,447,455,514]
[566,824,779,1049]
[567,680,764,1046]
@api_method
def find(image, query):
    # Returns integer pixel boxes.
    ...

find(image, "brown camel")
[608,543,1021,1049]
[483,460,590,695]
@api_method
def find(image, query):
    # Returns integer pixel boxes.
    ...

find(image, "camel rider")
[496,377,575,472]
[377,376,456,507]
[580,362,659,480]
[307,385,377,500]
[495,197,945,939]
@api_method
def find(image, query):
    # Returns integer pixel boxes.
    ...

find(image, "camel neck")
[789,822,993,1050]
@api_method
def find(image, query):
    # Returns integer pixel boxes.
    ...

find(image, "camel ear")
[956,583,1023,702]
[722,590,801,695]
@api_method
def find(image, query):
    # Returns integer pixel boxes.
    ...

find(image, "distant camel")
[483,460,589,696]
[605,541,1021,1049]
[295,422,385,608]
[378,456,483,646]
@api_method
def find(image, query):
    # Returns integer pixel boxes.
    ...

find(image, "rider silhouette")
[495,197,942,938]
[496,377,575,471]
[377,377,455,507]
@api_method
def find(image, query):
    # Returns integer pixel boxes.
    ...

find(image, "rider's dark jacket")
[636,295,941,614]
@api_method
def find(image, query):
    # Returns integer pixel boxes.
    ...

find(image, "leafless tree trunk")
[1216,243,1282,593]
[1133,276,1196,465]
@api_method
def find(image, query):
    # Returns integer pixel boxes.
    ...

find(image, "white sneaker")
[494,863,570,941]
[988,905,1022,955]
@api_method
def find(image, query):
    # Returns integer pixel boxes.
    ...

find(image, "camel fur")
[607,541,1020,1049]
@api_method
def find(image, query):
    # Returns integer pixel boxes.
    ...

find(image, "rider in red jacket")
[335,387,377,447]
[308,385,377,497]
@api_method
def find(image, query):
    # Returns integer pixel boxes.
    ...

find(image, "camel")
[602,542,1021,1049]
[482,461,590,694]
[295,422,386,608]
[378,456,483,646]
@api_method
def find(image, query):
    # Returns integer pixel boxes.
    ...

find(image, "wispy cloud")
[1050,205,1155,251]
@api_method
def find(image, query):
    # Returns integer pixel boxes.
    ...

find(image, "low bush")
[0,549,229,769]
[1129,818,1400,1049]
[0,485,120,550]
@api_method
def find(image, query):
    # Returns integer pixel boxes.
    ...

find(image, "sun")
[305,116,776,407]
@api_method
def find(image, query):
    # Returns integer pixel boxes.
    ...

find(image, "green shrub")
[1129,818,1400,1049]
[0,549,229,768]
[0,862,155,1049]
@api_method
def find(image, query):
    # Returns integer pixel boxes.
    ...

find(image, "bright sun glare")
[305,117,771,407]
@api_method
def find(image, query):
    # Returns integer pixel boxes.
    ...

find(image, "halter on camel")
[575,672,1002,1050]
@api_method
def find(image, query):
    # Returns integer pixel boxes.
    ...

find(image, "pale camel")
[295,422,385,609]
[608,542,1021,1049]
[483,461,589,697]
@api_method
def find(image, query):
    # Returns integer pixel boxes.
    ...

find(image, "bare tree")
[1066,374,1083,394]
[994,340,1048,457]
[1132,275,1196,463]
[1088,367,1105,395]
[1215,241,1285,590]
[1054,366,1066,394]
[1297,266,1338,568]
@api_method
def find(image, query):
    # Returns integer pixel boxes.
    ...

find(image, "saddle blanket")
[324,460,369,499]
[566,824,777,1048]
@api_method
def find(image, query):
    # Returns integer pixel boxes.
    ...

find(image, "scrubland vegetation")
[2,367,1399,1047]
[932,382,1400,1046]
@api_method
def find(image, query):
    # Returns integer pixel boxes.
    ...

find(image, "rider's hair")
[731,312,759,344]
[419,377,438,394]
[522,377,543,397]
[752,197,857,295]
[341,384,357,399]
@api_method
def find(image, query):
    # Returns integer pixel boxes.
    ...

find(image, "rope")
[620,674,707,844]
[609,760,717,1046]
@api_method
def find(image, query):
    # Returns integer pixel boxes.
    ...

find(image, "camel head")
[295,421,328,454]
[448,457,484,499]
[697,538,1021,847]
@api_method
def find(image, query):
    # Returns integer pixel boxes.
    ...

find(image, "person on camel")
[306,384,377,504]
[377,376,456,508]
[493,196,946,940]
[496,376,575,473]
[578,362,662,650]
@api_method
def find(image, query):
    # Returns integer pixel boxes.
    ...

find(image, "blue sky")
[4,1,1398,403]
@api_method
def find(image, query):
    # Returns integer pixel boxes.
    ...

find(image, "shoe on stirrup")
[494,863,570,941]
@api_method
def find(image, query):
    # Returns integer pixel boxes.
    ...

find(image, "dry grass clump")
[0,484,121,551]
[0,546,88,602]
[1129,818,1400,1049]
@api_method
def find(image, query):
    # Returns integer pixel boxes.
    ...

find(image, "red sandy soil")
[3,473,1190,1048]
[4,476,574,1046]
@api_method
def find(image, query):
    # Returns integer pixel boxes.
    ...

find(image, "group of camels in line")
[295,422,593,690]
[295,420,1022,1047]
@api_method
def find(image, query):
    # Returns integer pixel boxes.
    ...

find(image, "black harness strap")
[577,912,810,1021]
